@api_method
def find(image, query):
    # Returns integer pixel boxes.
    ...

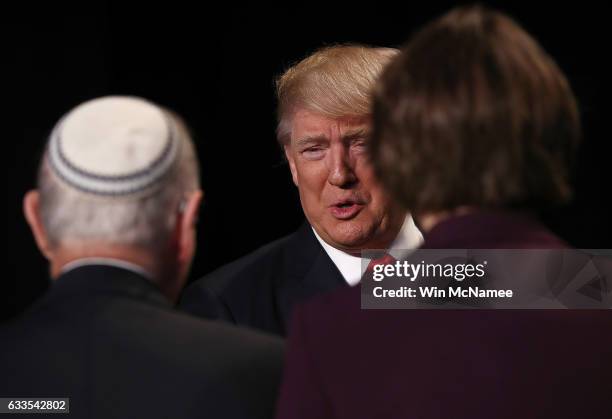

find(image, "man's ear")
[284,144,299,187]
[177,189,203,265]
[23,190,53,260]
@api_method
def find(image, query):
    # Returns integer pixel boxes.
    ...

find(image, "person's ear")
[23,190,53,260]
[284,144,299,187]
[177,189,203,266]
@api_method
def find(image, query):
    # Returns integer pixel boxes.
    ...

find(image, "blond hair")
[276,45,398,143]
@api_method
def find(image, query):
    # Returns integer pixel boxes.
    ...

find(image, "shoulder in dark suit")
[276,212,612,419]
[180,222,346,336]
[0,265,284,419]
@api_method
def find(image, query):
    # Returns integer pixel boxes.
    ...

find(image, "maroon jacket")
[276,212,612,419]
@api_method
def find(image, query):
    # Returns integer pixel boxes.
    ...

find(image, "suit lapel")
[277,223,347,334]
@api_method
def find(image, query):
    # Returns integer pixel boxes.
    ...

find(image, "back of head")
[371,5,581,213]
[38,96,200,256]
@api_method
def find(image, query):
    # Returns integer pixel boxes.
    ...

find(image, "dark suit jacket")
[0,265,284,419]
[180,223,347,336]
[276,211,612,419]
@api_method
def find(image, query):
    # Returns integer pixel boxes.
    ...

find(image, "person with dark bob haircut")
[276,6,611,419]
[369,4,581,238]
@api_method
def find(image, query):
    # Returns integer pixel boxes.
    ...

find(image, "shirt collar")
[60,257,153,280]
[312,214,423,286]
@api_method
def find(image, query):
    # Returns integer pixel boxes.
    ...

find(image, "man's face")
[285,108,404,253]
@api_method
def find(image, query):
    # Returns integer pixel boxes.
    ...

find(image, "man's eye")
[351,139,367,150]
[302,147,325,156]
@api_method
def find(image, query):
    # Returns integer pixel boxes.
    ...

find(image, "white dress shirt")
[312,214,423,286]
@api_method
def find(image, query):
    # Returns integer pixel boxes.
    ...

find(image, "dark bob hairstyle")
[370,5,581,213]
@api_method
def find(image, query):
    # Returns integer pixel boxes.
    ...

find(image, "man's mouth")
[329,199,365,220]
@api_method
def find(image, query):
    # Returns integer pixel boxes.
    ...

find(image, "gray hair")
[38,112,200,253]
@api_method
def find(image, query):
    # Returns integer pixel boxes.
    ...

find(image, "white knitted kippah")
[47,96,180,196]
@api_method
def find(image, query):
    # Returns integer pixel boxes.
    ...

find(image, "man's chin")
[324,223,373,251]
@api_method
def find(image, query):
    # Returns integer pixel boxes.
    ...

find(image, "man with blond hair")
[276,7,612,419]
[180,45,422,336]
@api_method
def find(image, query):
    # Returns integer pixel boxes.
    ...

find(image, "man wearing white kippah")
[0,96,283,419]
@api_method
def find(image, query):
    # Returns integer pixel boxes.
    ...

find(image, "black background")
[5,2,610,320]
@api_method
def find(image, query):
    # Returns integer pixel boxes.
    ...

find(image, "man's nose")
[327,145,357,188]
